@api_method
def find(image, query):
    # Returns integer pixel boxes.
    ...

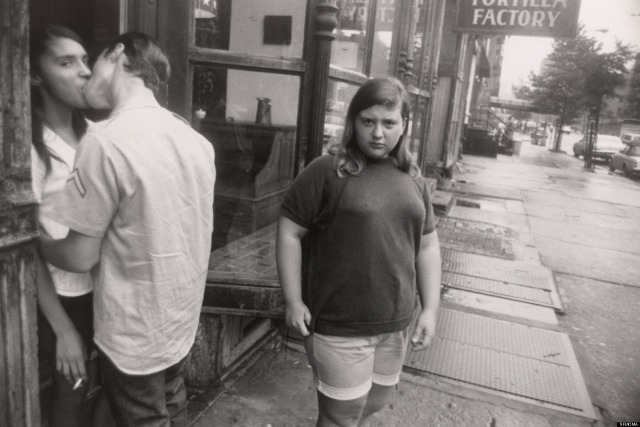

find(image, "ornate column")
[305,0,339,165]
[0,0,41,425]
[400,0,419,86]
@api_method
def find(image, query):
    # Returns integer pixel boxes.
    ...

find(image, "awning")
[489,97,537,112]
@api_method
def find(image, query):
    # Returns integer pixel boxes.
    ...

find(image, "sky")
[499,0,640,99]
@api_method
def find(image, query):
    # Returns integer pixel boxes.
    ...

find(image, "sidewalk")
[188,134,640,426]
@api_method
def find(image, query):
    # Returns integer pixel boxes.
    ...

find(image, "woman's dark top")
[281,155,436,336]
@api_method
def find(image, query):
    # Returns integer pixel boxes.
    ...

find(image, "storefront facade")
[1,0,479,424]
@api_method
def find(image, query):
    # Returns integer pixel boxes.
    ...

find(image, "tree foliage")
[512,83,532,100]
[516,28,633,150]
[582,40,633,117]
[625,53,640,119]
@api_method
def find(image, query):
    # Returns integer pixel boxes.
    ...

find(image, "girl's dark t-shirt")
[281,155,436,336]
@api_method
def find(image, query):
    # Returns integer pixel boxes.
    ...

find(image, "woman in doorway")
[30,25,110,427]
[277,77,442,426]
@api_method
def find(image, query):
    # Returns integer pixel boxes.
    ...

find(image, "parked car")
[621,133,640,145]
[573,134,626,161]
[610,144,640,177]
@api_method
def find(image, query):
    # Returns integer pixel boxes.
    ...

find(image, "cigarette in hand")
[72,378,84,391]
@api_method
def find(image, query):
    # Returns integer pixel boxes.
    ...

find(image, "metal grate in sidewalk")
[441,249,549,277]
[440,249,564,312]
[443,259,551,290]
[442,272,558,309]
[404,308,595,419]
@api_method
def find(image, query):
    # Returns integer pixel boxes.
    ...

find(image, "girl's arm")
[40,229,102,273]
[35,251,87,383]
[411,230,442,350]
[276,216,311,336]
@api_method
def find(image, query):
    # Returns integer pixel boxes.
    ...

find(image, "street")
[537,130,639,184]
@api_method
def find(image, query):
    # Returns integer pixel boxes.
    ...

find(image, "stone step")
[432,190,455,215]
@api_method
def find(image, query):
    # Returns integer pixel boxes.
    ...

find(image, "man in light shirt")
[40,32,216,426]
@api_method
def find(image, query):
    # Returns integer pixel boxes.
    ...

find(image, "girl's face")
[33,37,91,110]
[354,103,406,160]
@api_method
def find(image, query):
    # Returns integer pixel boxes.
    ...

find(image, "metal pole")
[584,119,596,169]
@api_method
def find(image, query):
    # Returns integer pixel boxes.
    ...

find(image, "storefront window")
[194,0,305,58]
[323,79,360,154]
[331,0,370,72]
[409,93,428,158]
[369,0,395,77]
[405,0,431,89]
[192,66,299,254]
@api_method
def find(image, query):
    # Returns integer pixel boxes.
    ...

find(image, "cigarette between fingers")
[73,378,84,390]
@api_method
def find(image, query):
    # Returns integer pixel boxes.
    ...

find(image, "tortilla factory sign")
[455,0,581,38]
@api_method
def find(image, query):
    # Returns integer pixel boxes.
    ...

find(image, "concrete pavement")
[450,133,640,424]
[188,132,640,426]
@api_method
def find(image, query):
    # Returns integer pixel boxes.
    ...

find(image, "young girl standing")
[30,25,98,427]
[277,77,442,426]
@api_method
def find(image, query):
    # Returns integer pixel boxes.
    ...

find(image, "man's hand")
[285,301,312,337]
[410,308,437,351]
[55,326,88,385]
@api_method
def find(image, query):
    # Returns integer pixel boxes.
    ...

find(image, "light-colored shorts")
[303,328,409,401]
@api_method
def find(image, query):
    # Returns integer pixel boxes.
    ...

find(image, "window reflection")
[405,0,431,89]
[323,79,359,154]
[409,93,428,157]
[369,0,395,77]
[194,0,230,49]
[192,66,299,251]
[331,0,370,72]
[194,0,305,58]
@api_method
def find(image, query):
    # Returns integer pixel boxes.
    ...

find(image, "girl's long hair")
[30,25,88,176]
[334,77,420,178]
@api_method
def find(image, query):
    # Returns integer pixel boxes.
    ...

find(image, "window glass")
[331,0,370,72]
[405,0,431,89]
[192,66,299,258]
[409,94,428,158]
[323,79,360,154]
[369,0,395,77]
[194,0,305,58]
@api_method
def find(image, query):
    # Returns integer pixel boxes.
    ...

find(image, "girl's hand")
[285,301,312,337]
[55,326,87,385]
[410,308,437,351]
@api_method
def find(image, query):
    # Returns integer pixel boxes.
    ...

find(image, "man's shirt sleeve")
[49,133,119,238]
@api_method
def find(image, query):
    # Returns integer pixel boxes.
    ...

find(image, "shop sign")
[455,0,581,38]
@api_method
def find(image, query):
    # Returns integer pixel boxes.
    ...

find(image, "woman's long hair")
[30,25,88,176]
[334,77,420,178]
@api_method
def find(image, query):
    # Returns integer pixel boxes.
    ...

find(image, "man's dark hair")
[104,32,170,92]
